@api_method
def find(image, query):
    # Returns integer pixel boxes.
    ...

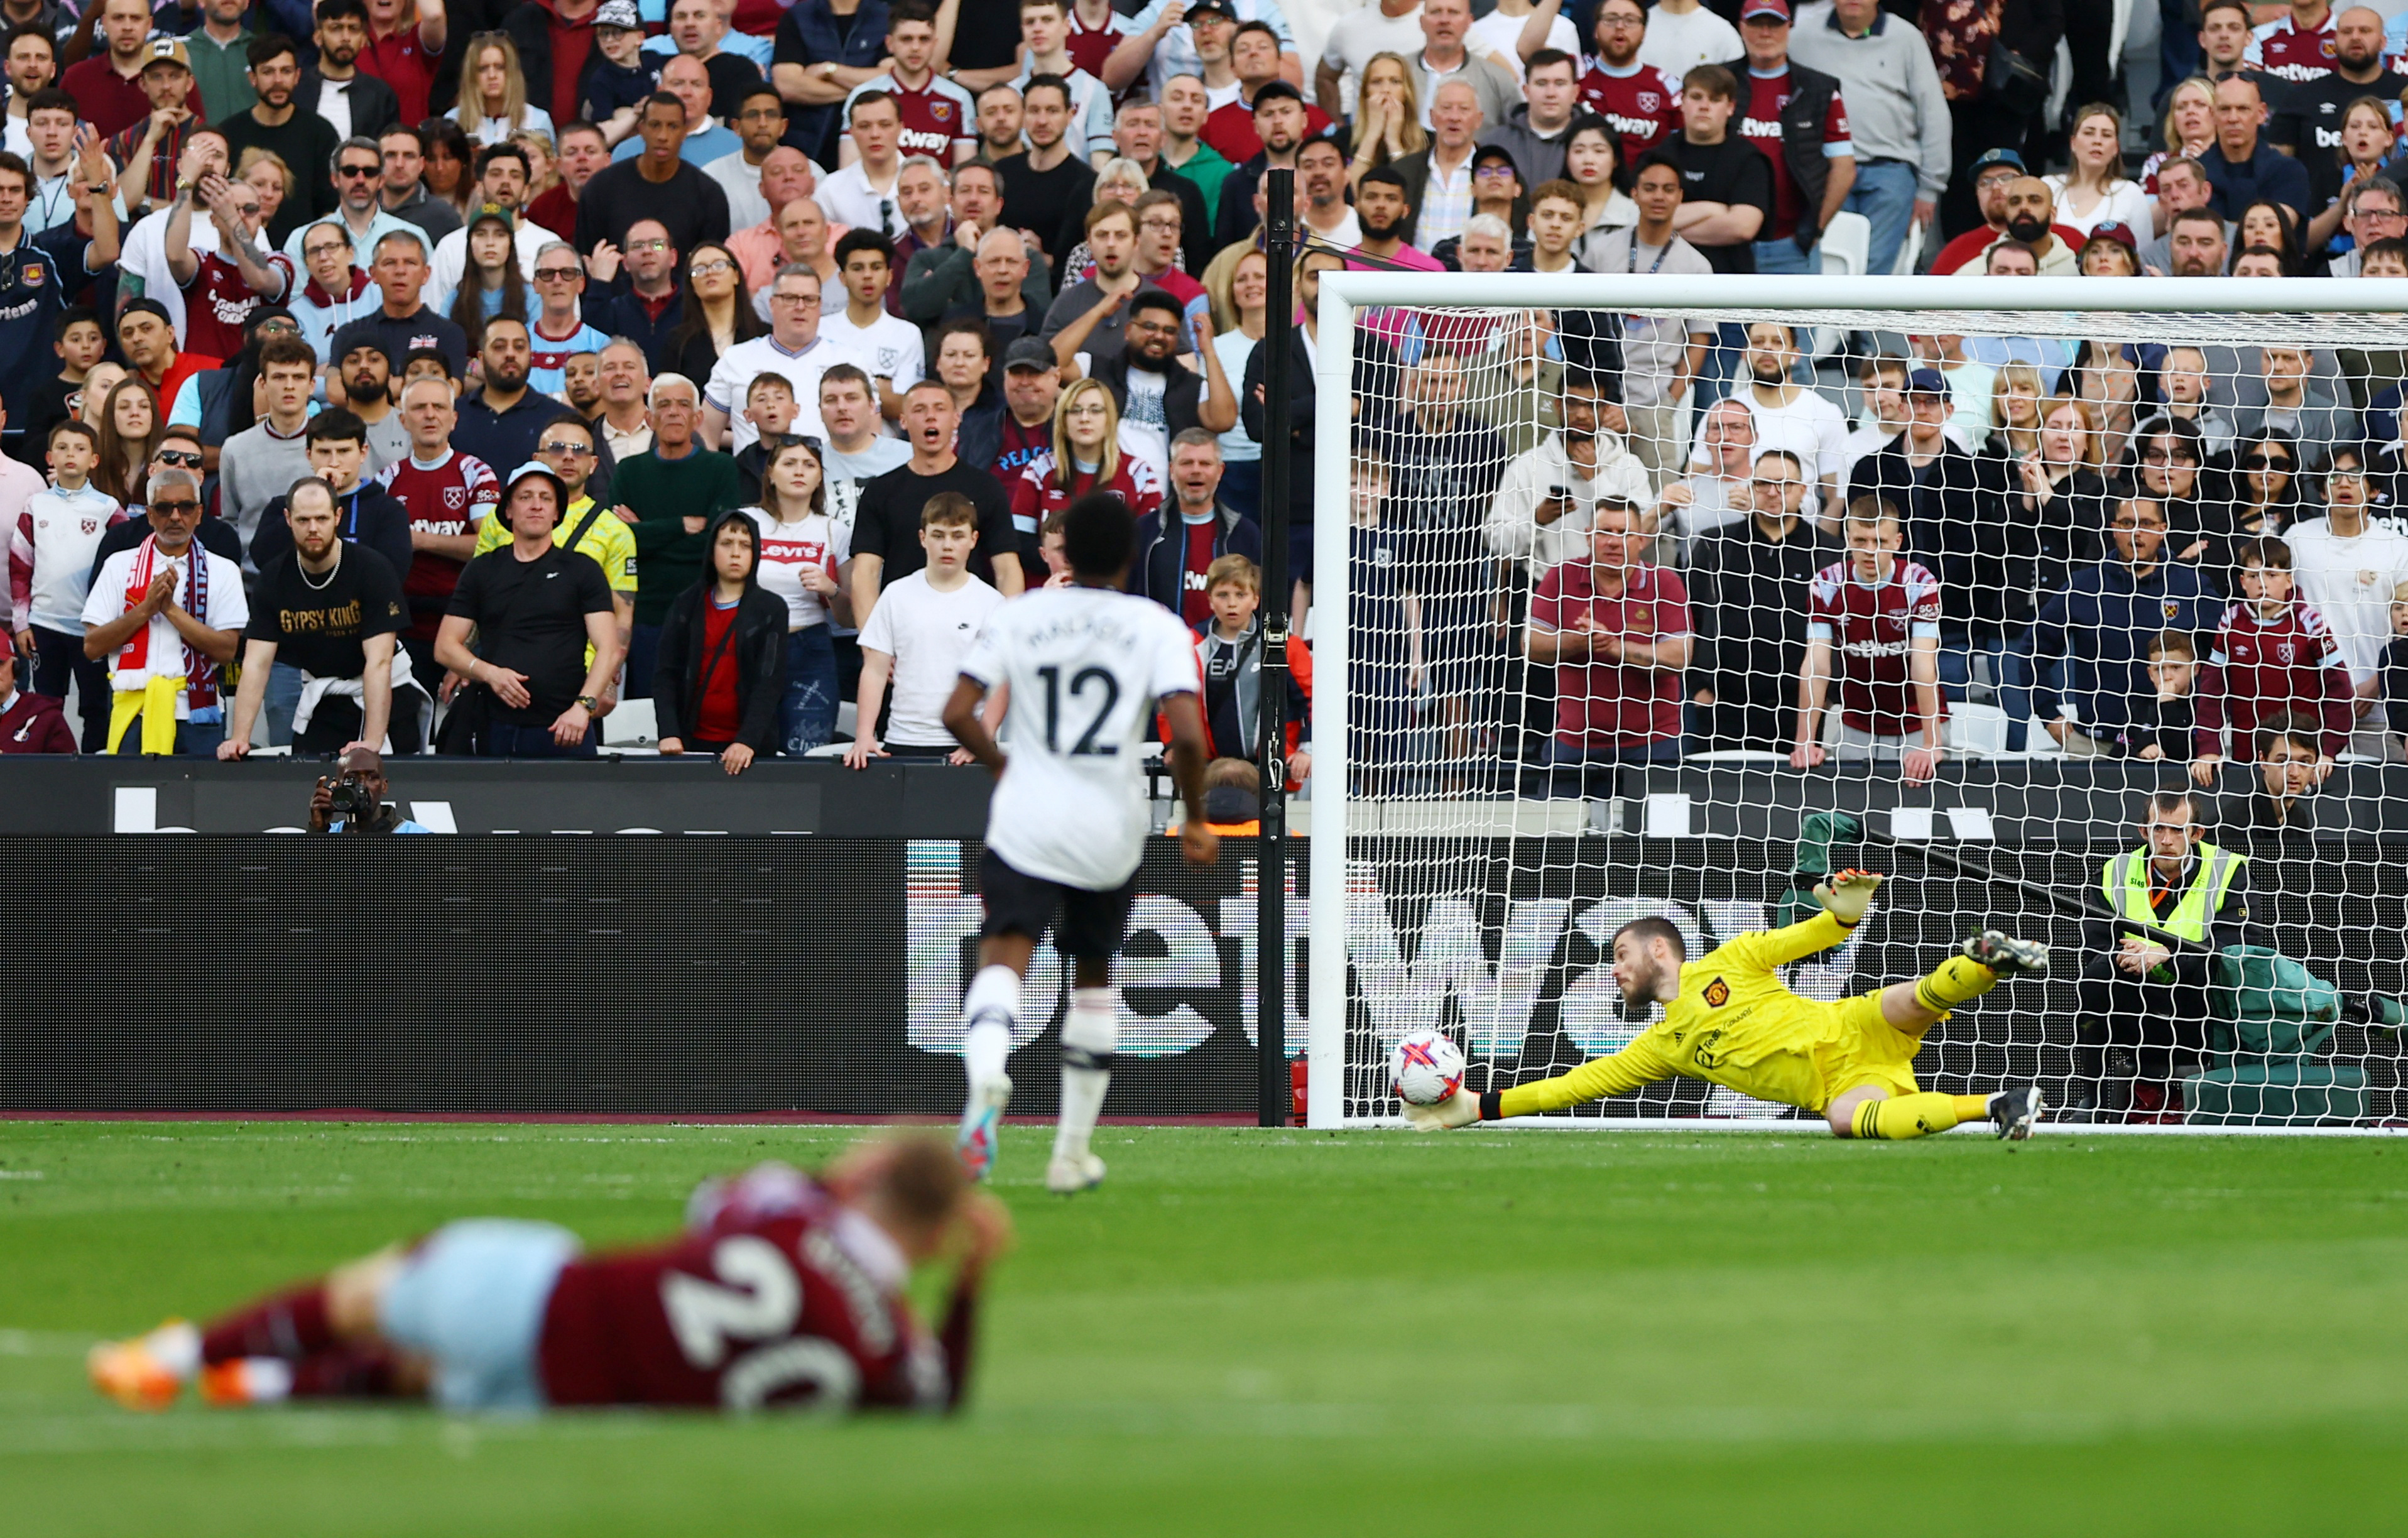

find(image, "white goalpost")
[1304,273,2408,1132]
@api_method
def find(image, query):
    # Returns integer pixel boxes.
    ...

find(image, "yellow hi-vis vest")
[2100,842,2247,982]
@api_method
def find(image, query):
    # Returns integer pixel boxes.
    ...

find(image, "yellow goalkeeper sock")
[1850,1093,1993,1140]
[1913,956,2000,1014]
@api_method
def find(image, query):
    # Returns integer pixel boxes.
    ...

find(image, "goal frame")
[1302,272,2408,1130]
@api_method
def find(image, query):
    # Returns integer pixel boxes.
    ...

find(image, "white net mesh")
[1310,286,2408,1131]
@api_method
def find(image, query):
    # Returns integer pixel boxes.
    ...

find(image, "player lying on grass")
[1408,873,2053,1140]
[88,1135,1012,1415]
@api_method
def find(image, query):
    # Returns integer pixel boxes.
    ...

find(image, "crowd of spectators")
[0,0,2399,796]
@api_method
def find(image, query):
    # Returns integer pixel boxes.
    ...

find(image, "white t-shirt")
[2286,516,2408,681]
[1730,384,1850,488]
[1637,4,1743,80]
[2042,174,2152,241]
[819,306,927,395]
[430,216,550,293]
[1469,9,1576,79]
[817,160,908,240]
[744,508,839,629]
[958,583,1201,889]
[1321,3,1427,114]
[82,543,249,716]
[706,334,874,450]
[858,568,1003,748]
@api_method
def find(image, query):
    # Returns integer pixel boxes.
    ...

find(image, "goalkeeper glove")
[1403,1088,1481,1133]
[1812,868,1882,925]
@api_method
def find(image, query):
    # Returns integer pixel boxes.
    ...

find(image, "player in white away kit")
[941,491,1219,1194]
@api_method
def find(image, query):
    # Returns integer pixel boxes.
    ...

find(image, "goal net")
[1302,273,2408,1132]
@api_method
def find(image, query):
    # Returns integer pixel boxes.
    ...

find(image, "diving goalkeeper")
[1408,873,2052,1140]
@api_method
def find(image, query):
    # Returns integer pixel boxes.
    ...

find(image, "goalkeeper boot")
[956,1073,1012,1184]
[1986,1083,2045,1141]
[1044,1152,1106,1195]
[1963,930,2051,977]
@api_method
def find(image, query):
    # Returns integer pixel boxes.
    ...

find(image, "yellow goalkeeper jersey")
[1498,911,1899,1117]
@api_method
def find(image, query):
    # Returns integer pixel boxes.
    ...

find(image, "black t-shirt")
[851,459,1019,589]
[994,151,1098,264]
[574,158,734,256]
[330,307,471,380]
[1662,135,1775,275]
[445,543,616,724]
[247,543,408,680]
[945,0,1020,70]
[2270,68,2408,211]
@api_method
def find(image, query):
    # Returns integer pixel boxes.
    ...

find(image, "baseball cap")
[1969,147,2027,180]
[1250,80,1304,113]
[1185,0,1237,18]
[2086,219,2139,252]
[1003,336,1057,373]
[594,0,641,29]
[504,460,568,506]
[1905,367,1951,398]
[1739,0,1790,21]
[139,38,192,73]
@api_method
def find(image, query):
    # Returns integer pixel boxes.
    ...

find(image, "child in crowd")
[842,494,1004,766]
[2120,628,2197,761]
[735,374,800,504]
[2194,536,2354,778]
[19,308,107,455]
[1195,554,1310,787]
[10,420,125,753]
[1037,508,1072,587]
[580,0,663,149]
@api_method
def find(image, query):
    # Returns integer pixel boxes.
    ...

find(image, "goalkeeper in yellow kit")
[1407,872,2052,1140]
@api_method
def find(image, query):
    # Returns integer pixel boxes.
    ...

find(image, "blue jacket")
[2203,141,2314,224]
[2026,557,2221,735]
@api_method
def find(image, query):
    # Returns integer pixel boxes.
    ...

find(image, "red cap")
[1740,0,1790,20]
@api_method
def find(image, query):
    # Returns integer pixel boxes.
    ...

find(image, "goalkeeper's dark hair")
[1613,915,1687,961]
[1061,489,1135,579]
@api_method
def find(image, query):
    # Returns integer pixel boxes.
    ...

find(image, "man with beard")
[1082,290,1236,472]
[214,35,340,246]
[65,0,206,140]
[453,319,579,472]
[2269,6,2403,212]
[1407,876,2050,1141]
[1687,445,1838,752]
[300,0,401,144]
[431,146,553,292]
[1346,166,1446,275]
[334,337,409,469]
[180,0,255,126]
[2203,74,2312,224]
[1042,202,1145,368]
[1991,175,2078,275]
[232,462,417,752]
[1846,368,2032,729]
[1567,0,1682,169]
[1212,81,1310,249]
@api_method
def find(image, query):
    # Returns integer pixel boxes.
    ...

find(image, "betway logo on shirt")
[1738,116,1785,140]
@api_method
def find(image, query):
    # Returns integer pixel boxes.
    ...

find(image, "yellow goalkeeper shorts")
[1822,989,1925,1101]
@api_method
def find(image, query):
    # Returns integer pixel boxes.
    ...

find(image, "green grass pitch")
[6,1121,2408,1535]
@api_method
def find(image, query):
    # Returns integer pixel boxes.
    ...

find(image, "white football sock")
[1053,986,1119,1163]
[229,1357,295,1403]
[960,964,1020,1093]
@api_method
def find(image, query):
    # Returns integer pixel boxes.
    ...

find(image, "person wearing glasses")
[281,135,416,268]
[525,238,611,398]
[79,467,248,756]
[700,264,871,453]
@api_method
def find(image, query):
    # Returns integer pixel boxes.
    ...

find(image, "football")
[1389,1029,1467,1106]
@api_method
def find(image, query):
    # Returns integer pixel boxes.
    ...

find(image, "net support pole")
[1304,263,1356,1130]
[1255,168,1295,1128]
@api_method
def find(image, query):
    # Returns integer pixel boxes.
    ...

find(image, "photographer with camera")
[308,746,433,834]
[219,479,422,759]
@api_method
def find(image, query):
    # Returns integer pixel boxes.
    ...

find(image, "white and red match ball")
[1388,1029,1468,1106]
